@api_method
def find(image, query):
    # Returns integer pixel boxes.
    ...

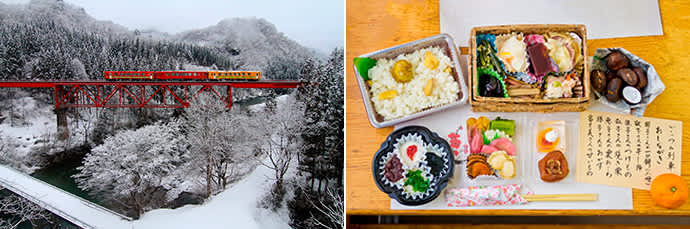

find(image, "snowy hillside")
[175,17,318,71]
[134,159,291,228]
[0,0,131,37]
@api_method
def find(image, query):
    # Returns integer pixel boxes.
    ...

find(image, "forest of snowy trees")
[0,1,343,227]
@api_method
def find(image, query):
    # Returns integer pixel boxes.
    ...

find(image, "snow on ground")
[0,164,132,228]
[0,97,55,161]
[134,158,291,229]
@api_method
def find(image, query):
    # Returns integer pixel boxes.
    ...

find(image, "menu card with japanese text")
[576,111,682,190]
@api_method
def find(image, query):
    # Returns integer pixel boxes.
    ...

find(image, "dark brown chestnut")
[590,70,607,94]
[606,71,617,81]
[606,78,623,102]
[632,67,648,90]
[617,68,638,86]
[606,51,630,71]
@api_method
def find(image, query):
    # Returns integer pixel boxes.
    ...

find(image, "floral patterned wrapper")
[445,184,528,207]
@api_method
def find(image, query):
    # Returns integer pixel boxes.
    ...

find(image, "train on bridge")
[104,70,261,81]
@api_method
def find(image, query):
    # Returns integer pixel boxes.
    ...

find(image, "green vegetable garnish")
[354,57,377,81]
[489,117,515,137]
[404,169,430,193]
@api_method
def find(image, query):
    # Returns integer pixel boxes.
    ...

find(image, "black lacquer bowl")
[372,125,454,206]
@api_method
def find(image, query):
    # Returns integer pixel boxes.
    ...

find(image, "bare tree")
[0,188,54,228]
[252,94,304,202]
[307,187,343,229]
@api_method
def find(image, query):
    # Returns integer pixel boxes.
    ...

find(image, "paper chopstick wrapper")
[445,184,528,207]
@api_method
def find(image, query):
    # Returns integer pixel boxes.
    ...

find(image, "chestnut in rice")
[617,68,638,86]
[606,78,623,102]
[606,51,630,71]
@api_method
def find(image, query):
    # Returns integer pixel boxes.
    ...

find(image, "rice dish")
[368,47,459,120]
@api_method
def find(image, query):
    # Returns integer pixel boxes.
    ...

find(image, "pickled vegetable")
[378,90,398,100]
[424,51,439,70]
[477,116,490,131]
[391,60,413,83]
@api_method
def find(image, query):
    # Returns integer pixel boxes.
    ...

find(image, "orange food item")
[650,173,688,209]
[467,117,477,130]
[468,162,492,179]
[477,116,490,131]
[537,127,560,153]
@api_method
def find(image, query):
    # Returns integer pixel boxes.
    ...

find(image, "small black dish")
[372,125,454,206]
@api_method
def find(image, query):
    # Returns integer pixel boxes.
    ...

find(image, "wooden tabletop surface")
[346,0,690,216]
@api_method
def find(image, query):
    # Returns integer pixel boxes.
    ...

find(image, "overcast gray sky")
[2,0,344,53]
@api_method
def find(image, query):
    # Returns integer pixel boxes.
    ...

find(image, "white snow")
[0,164,131,229]
[0,96,55,156]
[134,159,291,229]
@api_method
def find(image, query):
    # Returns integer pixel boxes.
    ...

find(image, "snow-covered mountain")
[0,0,131,37]
[174,17,320,70]
[0,0,320,79]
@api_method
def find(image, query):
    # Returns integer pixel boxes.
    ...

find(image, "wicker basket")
[469,24,590,112]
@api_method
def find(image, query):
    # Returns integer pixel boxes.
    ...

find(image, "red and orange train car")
[104,70,261,81]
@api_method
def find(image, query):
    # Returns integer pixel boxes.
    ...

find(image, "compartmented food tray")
[355,33,469,128]
[372,126,454,206]
[469,24,591,112]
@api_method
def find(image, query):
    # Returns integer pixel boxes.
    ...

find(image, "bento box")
[354,33,469,128]
[469,24,591,112]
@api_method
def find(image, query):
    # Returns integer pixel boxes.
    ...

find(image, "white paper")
[440,0,663,46]
[391,101,633,210]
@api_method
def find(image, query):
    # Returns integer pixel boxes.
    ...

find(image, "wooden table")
[346,0,690,216]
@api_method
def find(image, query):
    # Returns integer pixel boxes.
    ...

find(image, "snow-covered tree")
[183,94,259,197]
[297,48,344,192]
[0,188,54,228]
[290,48,344,229]
[253,93,305,207]
[74,121,189,218]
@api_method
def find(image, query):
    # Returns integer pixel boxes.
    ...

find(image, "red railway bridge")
[0,80,302,109]
[0,80,302,139]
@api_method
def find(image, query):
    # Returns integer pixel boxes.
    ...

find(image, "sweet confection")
[536,120,566,153]
[476,32,584,100]
[538,150,569,182]
[527,42,553,77]
[466,116,517,180]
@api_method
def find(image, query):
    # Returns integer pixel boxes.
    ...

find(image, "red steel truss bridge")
[0,80,302,109]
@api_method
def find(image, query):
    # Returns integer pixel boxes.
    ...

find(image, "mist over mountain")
[0,0,322,81]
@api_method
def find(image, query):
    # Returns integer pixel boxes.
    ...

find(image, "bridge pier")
[55,108,69,141]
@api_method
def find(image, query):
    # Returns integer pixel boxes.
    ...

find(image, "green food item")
[477,40,506,78]
[354,57,377,81]
[404,169,430,193]
[489,117,515,137]
[483,130,497,145]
